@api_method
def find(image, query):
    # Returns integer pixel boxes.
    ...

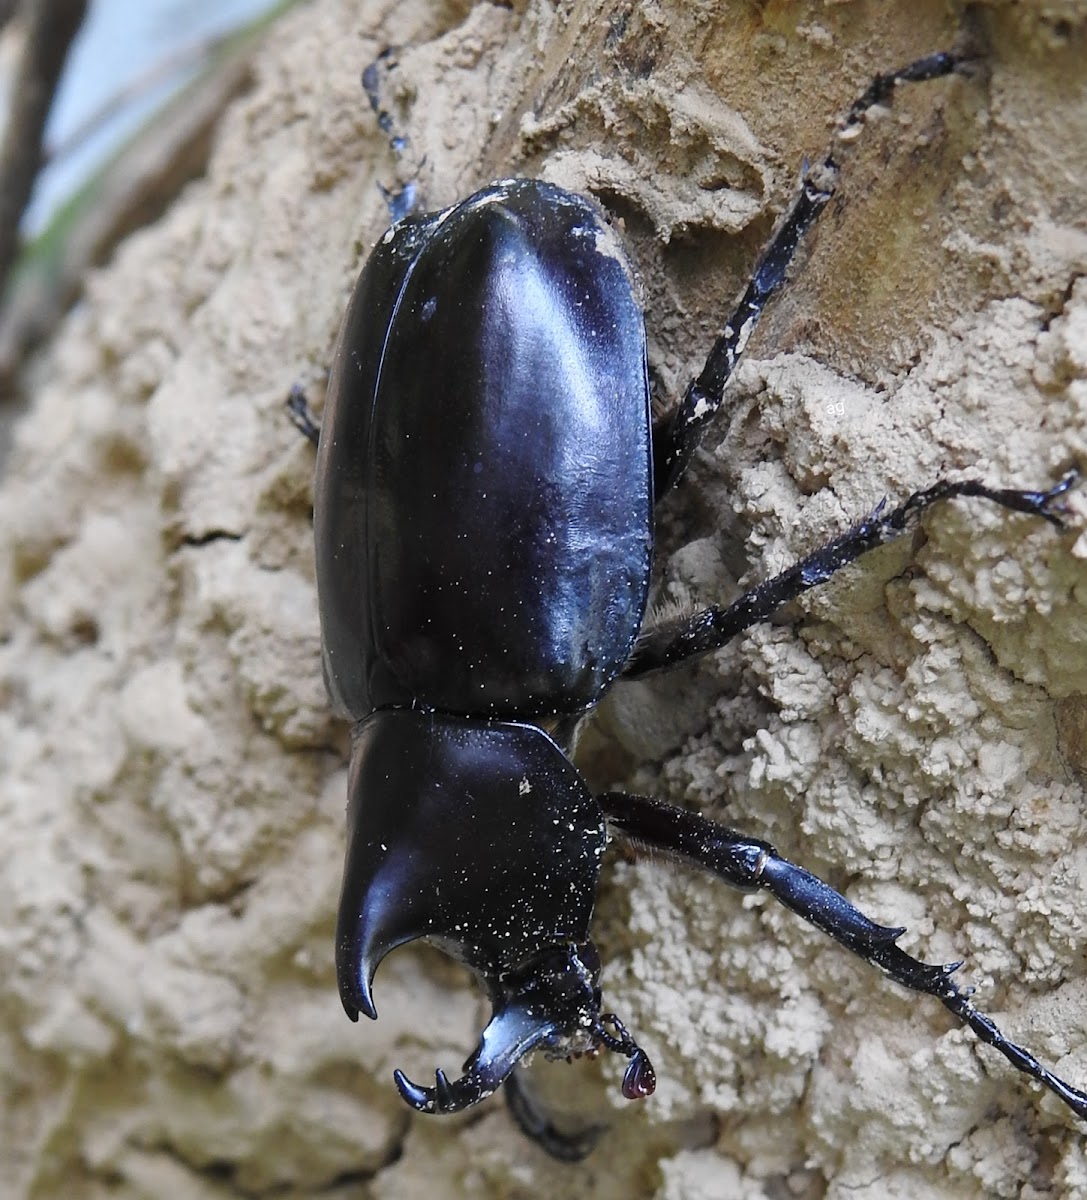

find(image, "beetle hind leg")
[361,47,419,222]
[652,51,966,497]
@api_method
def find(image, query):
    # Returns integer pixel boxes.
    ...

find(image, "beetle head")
[336,710,654,1113]
[392,939,655,1114]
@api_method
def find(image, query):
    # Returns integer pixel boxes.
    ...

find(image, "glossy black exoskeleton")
[297,50,1087,1158]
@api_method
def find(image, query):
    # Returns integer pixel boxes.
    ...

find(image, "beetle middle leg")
[652,51,965,497]
[600,790,1087,1120]
[286,383,320,446]
[626,468,1078,678]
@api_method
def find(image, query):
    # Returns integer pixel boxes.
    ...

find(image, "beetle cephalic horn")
[393,996,561,1114]
[391,942,658,1117]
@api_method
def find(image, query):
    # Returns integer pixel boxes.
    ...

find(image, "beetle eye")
[575,940,602,977]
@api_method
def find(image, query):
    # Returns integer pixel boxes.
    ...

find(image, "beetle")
[292,49,1087,1158]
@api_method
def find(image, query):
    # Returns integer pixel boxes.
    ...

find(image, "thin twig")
[0,0,89,302]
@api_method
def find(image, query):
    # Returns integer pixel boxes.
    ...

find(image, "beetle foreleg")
[625,467,1078,677]
[601,790,1087,1122]
[503,1068,606,1162]
[653,51,965,496]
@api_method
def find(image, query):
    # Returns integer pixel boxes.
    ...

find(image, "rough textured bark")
[1,1,1086,1197]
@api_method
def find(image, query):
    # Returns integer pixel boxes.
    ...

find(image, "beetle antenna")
[595,1012,657,1100]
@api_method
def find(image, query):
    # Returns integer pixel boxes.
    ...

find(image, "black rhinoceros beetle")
[292,50,1087,1158]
